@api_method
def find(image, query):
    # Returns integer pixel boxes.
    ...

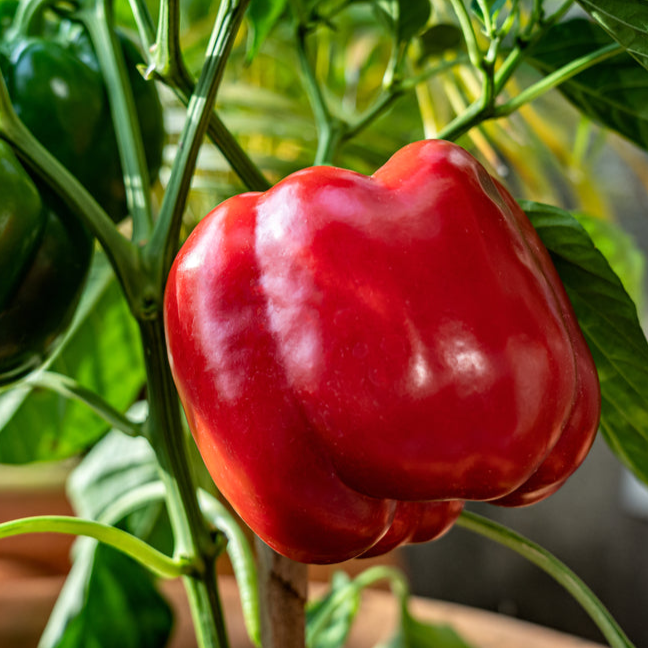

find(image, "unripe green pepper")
[0,9,165,221]
[0,141,93,384]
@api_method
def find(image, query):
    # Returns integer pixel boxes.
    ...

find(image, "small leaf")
[306,571,361,648]
[576,0,648,71]
[470,0,506,23]
[573,213,645,313]
[369,0,431,42]
[524,201,648,487]
[40,418,174,648]
[40,540,173,648]
[245,0,289,62]
[396,0,432,42]
[418,24,464,61]
[376,603,474,648]
[401,610,474,648]
[67,407,157,521]
[66,411,173,554]
[526,19,648,151]
[199,490,261,647]
[0,253,145,463]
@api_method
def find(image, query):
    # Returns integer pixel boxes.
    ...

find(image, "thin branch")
[25,371,143,437]
[457,511,635,648]
[495,43,623,118]
[0,515,188,579]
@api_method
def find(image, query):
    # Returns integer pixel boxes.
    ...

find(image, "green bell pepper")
[0,141,93,384]
[1,8,165,221]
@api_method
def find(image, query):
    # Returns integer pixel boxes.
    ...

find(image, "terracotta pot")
[0,573,607,648]
[0,475,605,648]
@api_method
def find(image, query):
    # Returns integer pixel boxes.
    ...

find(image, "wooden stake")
[255,537,308,648]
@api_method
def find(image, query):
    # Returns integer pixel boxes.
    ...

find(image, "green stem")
[0,515,187,579]
[447,0,483,69]
[343,89,403,141]
[436,97,489,142]
[126,0,157,54]
[0,73,141,308]
[457,511,635,648]
[6,0,52,38]
[402,55,471,92]
[495,43,623,117]
[79,0,153,243]
[98,481,167,525]
[152,0,181,78]
[140,319,229,648]
[199,491,261,647]
[544,0,574,28]
[147,0,268,190]
[494,0,574,95]
[169,67,271,191]
[146,0,251,289]
[475,0,495,35]
[438,41,623,142]
[291,3,344,165]
[24,371,142,437]
[314,118,345,166]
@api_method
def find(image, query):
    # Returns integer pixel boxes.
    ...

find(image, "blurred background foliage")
[115,0,648,308]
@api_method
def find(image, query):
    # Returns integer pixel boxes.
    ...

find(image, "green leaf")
[376,606,474,648]
[40,540,173,648]
[199,491,261,647]
[306,572,361,648]
[67,413,156,517]
[67,413,173,553]
[0,253,145,464]
[245,0,289,62]
[526,18,648,150]
[523,201,648,487]
[370,0,431,42]
[396,0,432,42]
[573,213,645,313]
[418,24,464,61]
[470,0,506,23]
[576,0,648,71]
[40,420,174,648]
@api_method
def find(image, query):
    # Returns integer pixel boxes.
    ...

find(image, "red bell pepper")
[164,140,600,564]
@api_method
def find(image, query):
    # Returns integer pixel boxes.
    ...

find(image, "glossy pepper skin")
[0,141,93,384]
[164,140,601,564]
[0,16,164,221]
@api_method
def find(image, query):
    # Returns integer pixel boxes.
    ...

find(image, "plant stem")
[146,0,250,289]
[126,0,157,53]
[291,2,344,165]
[457,511,636,648]
[447,0,483,70]
[495,43,623,117]
[495,0,574,95]
[99,482,167,525]
[169,68,271,191]
[436,97,490,142]
[24,371,142,437]
[199,491,261,647]
[135,0,268,192]
[438,39,623,143]
[79,0,153,243]
[0,515,187,579]
[140,318,230,648]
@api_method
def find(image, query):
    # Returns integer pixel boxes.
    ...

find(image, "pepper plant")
[1,0,648,647]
